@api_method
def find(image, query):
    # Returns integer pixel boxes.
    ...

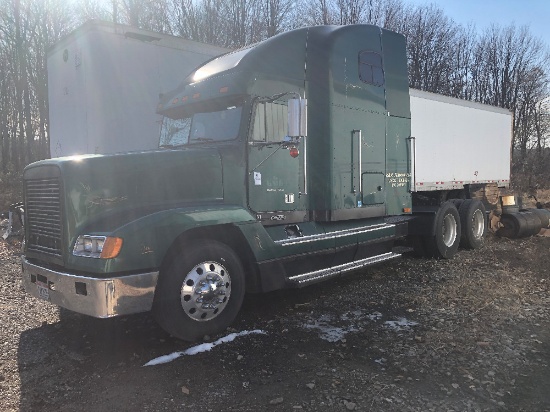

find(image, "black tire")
[449,198,464,210]
[519,210,542,236]
[498,212,528,239]
[458,199,486,249]
[424,201,461,259]
[153,240,245,341]
[516,212,531,238]
[497,213,519,238]
[527,208,550,229]
[502,205,520,214]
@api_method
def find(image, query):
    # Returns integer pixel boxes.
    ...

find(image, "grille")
[25,178,63,257]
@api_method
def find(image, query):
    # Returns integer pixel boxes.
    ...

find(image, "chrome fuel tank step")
[287,251,401,286]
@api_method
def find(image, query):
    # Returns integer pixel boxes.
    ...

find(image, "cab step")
[287,251,401,286]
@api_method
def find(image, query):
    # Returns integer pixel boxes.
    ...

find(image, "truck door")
[357,119,386,208]
[247,100,306,224]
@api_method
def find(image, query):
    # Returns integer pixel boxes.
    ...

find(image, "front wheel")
[153,240,245,341]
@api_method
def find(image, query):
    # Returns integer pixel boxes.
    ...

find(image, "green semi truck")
[21,25,511,341]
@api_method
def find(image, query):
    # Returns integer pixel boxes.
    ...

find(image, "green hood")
[24,148,223,257]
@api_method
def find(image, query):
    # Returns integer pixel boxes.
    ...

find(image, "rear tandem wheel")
[423,201,462,259]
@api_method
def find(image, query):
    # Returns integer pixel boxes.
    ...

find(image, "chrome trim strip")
[413,180,507,192]
[22,257,158,318]
[274,223,394,246]
[288,252,401,284]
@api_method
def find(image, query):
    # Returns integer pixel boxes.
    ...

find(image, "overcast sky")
[406,0,550,49]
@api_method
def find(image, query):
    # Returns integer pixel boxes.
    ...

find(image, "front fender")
[66,205,256,275]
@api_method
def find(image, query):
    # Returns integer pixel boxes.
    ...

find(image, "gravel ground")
[1,230,550,411]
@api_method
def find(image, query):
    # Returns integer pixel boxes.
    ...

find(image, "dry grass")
[520,188,550,208]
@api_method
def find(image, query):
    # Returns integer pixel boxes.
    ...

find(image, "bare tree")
[335,0,365,25]
[0,0,548,191]
[0,0,74,172]
[468,24,550,184]
[403,4,459,94]
[75,0,110,23]
[298,0,337,26]
[263,0,294,38]
[363,0,406,30]
[118,0,173,33]
[171,0,202,40]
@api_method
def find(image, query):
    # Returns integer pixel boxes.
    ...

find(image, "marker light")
[73,235,123,259]
[100,237,124,259]
[289,146,299,158]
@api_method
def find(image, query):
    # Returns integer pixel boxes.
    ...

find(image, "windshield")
[159,105,243,147]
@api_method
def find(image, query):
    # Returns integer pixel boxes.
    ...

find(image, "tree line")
[0,0,549,189]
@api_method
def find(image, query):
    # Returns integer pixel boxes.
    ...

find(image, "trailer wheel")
[458,199,486,249]
[449,198,464,210]
[424,201,461,259]
[153,240,245,341]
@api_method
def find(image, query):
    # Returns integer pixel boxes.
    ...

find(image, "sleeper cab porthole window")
[358,51,384,87]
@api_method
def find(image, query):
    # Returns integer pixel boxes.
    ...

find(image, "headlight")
[73,235,123,259]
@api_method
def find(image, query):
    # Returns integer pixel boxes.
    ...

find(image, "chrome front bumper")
[22,257,159,318]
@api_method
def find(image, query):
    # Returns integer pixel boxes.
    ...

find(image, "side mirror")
[288,98,307,138]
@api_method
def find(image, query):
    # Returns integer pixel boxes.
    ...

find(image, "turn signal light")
[100,237,124,259]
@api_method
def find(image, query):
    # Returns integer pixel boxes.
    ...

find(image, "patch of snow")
[367,311,383,321]
[303,310,384,342]
[143,329,266,366]
[383,317,418,331]
[303,311,417,342]
[340,309,365,321]
[303,322,357,342]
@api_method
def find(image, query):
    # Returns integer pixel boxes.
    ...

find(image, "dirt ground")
[1,219,550,411]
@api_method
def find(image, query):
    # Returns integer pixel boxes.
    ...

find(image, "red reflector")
[289,147,299,158]
[220,86,229,93]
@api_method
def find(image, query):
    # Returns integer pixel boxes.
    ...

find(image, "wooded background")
[0,0,549,190]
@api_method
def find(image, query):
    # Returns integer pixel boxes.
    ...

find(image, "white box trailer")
[47,20,227,157]
[410,88,512,193]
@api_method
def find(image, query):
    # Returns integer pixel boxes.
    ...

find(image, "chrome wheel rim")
[180,261,231,322]
[442,214,458,247]
[471,209,485,240]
